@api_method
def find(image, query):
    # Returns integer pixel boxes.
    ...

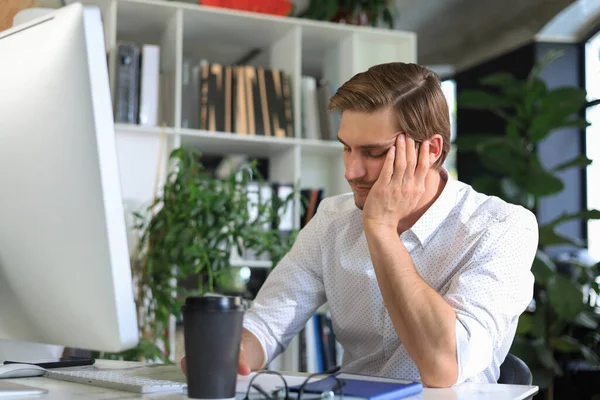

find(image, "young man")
[183,62,538,388]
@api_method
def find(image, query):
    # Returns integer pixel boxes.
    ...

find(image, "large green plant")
[100,146,297,362]
[457,51,600,391]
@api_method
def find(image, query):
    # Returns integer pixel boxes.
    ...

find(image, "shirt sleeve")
[444,206,538,384]
[243,203,328,366]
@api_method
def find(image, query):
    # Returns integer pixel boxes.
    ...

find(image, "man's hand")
[362,134,430,232]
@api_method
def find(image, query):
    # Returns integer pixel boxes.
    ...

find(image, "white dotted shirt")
[243,174,538,384]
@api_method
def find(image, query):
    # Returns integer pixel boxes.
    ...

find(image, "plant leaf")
[531,304,547,338]
[573,311,599,329]
[471,176,503,197]
[540,87,588,113]
[533,338,561,374]
[527,49,563,85]
[454,134,500,151]
[545,209,600,228]
[500,178,535,209]
[516,314,533,335]
[531,368,557,389]
[532,250,556,285]
[547,275,584,320]
[506,122,521,140]
[478,142,525,175]
[514,165,564,197]
[580,345,600,366]
[550,335,581,352]
[479,72,517,87]
[552,155,593,172]
[458,90,511,109]
[539,225,585,247]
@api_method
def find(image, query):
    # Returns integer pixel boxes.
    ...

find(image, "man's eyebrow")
[337,136,396,150]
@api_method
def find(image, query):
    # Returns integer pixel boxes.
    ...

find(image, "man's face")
[337,108,399,210]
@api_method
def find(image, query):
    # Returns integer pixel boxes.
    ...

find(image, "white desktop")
[0,3,137,357]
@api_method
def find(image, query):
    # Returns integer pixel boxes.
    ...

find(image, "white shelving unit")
[66,0,417,371]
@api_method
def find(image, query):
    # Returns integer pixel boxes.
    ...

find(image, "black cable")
[297,366,343,400]
[244,370,290,400]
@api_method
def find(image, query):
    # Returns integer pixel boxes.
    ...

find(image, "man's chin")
[353,193,365,210]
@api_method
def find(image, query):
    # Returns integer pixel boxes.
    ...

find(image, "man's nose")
[344,154,366,181]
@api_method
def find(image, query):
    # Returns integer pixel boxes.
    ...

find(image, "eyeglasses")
[243,367,345,400]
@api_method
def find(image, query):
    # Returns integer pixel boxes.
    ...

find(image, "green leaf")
[533,338,561,374]
[539,225,585,247]
[545,209,600,228]
[573,311,599,329]
[516,314,533,335]
[550,336,581,352]
[479,72,517,87]
[454,134,513,152]
[552,155,593,172]
[531,368,558,389]
[506,122,520,140]
[532,305,547,339]
[580,345,600,366]
[471,176,502,197]
[514,166,564,197]
[540,87,588,112]
[532,250,556,285]
[524,78,547,117]
[458,90,511,109]
[510,335,539,368]
[547,275,584,320]
[500,178,535,209]
[527,49,563,85]
[478,142,525,175]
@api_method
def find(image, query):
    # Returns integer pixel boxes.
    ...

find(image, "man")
[183,62,538,387]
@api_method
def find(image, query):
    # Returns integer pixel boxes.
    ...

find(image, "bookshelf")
[65,0,417,372]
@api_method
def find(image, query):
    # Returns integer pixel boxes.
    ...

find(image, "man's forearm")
[365,227,458,387]
[241,328,266,370]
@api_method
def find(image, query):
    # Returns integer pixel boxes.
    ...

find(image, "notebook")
[288,373,423,400]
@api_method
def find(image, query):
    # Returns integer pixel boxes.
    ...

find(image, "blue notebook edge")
[288,373,423,400]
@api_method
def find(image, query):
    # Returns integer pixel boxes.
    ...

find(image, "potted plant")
[300,0,396,29]
[457,50,600,397]
[99,146,297,362]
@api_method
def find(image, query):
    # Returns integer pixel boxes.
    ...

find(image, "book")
[289,373,423,400]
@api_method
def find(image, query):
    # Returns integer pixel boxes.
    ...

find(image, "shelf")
[114,123,177,136]
[179,128,296,157]
[113,124,343,158]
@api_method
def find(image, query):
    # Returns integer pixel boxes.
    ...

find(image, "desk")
[3,360,538,400]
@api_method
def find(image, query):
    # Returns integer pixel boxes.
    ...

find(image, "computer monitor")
[0,3,139,353]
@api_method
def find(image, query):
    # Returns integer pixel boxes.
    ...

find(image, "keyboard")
[45,369,187,394]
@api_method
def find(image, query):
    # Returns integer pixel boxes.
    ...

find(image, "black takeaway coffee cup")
[182,295,246,399]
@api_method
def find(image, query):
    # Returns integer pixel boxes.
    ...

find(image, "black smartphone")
[3,356,95,369]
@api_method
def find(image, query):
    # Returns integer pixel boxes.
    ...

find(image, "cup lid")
[182,295,246,312]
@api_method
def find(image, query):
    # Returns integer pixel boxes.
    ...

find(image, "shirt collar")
[408,169,461,247]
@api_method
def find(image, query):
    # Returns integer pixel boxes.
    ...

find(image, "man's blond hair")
[329,62,451,169]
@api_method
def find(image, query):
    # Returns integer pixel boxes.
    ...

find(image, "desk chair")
[498,353,532,385]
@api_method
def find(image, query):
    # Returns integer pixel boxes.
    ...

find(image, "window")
[441,79,457,179]
[585,31,600,261]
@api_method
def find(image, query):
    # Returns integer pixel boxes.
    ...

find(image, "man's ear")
[427,134,444,166]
